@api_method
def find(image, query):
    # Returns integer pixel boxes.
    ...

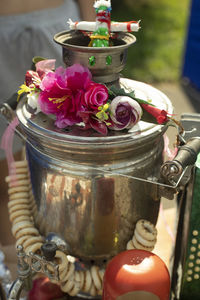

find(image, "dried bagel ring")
[136,219,157,241]
[89,283,97,297]
[82,269,92,293]
[8,185,29,194]
[55,250,69,272]
[15,227,39,239]
[132,236,154,252]
[8,179,30,188]
[23,236,44,249]
[16,235,33,247]
[98,269,105,282]
[68,272,81,296]
[25,242,43,254]
[5,174,28,183]
[126,239,135,250]
[12,215,32,225]
[8,199,29,209]
[91,265,102,291]
[11,161,28,168]
[9,192,29,201]
[78,270,84,291]
[134,229,156,247]
[10,210,31,222]
[12,221,34,236]
[10,168,28,175]
[61,274,75,293]
[9,204,30,214]
[60,262,75,283]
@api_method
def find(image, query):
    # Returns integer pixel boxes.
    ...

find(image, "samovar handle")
[160,137,200,197]
[0,93,18,124]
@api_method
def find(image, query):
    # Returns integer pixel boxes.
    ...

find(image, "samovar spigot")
[8,246,32,300]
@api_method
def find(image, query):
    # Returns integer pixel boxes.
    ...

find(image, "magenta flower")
[25,59,56,89]
[109,96,142,130]
[65,63,92,91]
[38,70,72,115]
[25,70,41,89]
[82,82,108,110]
[38,64,93,126]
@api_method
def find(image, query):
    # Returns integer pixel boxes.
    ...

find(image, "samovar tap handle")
[161,137,200,185]
[160,137,200,192]
[158,137,200,199]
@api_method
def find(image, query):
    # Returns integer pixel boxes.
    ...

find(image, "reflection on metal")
[8,279,24,300]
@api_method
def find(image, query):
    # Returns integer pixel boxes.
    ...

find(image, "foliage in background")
[112,0,190,83]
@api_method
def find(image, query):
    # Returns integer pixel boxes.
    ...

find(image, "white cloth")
[0,0,80,158]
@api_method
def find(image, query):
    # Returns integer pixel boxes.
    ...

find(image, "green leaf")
[32,56,47,65]
[109,86,155,106]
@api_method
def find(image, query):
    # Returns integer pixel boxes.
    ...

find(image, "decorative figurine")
[68,0,140,47]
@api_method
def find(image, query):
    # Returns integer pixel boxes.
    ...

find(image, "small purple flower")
[110,96,142,130]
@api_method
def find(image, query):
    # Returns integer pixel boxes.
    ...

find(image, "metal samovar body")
[16,82,172,264]
[14,31,174,264]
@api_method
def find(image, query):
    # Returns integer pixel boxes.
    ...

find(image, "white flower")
[110,96,142,130]
[27,92,41,114]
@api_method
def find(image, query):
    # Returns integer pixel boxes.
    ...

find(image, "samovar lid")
[16,78,173,144]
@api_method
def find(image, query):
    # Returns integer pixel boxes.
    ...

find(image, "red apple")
[28,277,65,300]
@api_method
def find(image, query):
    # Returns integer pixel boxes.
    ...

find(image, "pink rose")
[82,82,108,110]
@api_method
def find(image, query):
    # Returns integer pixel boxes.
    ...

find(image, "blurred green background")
[111,0,190,83]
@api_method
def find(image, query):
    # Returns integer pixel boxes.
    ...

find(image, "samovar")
[1,6,200,300]
[15,29,173,264]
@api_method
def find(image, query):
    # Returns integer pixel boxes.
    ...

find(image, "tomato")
[103,249,170,300]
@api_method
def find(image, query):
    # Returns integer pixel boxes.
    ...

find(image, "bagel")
[135,219,157,241]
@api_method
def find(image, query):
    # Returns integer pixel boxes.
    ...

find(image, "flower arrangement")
[17,59,170,135]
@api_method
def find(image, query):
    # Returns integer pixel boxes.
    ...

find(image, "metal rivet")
[197,252,200,257]
[189,254,195,260]
[194,274,199,280]
[187,269,193,275]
